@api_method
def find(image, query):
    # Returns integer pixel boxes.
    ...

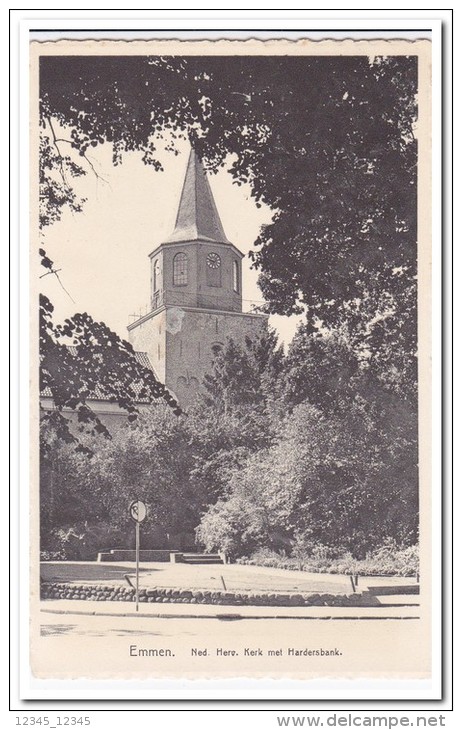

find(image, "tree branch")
[46,116,69,190]
[54,136,109,184]
[39,268,62,279]
[81,151,109,184]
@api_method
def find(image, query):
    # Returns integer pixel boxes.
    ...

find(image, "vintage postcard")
[28,34,435,691]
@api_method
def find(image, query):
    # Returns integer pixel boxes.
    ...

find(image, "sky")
[40,136,302,348]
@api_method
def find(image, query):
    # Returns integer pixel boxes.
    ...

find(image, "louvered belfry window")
[173,252,188,286]
[153,259,160,292]
[233,260,240,292]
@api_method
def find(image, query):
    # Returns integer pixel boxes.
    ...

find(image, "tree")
[282,326,360,413]
[197,401,418,559]
[39,53,418,399]
[40,405,202,557]
[195,325,418,559]
[40,326,285,555]
[40,294,180,453]
[37,51,419,559]
[38,63,185,447]
[185,330,284,501]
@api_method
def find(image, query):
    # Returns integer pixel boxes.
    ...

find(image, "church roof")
[165,149,231,245]
[40,348,160,403]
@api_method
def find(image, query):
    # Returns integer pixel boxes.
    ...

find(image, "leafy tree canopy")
[38,52,420,560]
[41,325,418,560]
[39,53,418,398]
[40,294,181,454]
[197,399,418,559]
[40,405,200,556]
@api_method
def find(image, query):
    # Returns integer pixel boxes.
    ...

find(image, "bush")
[238,541,419,577]
[40,549,66,561]
[237,547,293,570]
[41,522,127,561]
[351,540,419,576]
[237,547,300,571]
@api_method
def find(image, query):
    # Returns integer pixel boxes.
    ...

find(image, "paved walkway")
[40,597,420,621]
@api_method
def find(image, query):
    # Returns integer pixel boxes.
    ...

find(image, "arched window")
[233,260,240,293]
[173,252,188,286]
[153,259,160,293]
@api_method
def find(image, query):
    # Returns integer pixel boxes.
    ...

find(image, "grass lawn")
[41,561,354,595]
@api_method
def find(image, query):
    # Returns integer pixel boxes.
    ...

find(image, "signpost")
[129,500,147,612]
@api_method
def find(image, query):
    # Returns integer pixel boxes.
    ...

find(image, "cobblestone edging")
[40,582,369,607]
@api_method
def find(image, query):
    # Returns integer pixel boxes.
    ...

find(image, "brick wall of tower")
[128,310,167,383]
[164,307,267,408]
[128,306,268,409]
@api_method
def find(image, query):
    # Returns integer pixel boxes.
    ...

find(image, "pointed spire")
[165,149,231,244]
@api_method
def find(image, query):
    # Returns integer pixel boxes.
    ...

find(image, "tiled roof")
[40,348,161,403]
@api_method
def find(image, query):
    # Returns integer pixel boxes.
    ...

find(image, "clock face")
[207,253,221,269]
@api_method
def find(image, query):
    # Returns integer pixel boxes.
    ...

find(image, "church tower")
[128,149,267,407]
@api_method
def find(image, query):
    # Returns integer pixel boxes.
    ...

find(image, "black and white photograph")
[29,34,434,687]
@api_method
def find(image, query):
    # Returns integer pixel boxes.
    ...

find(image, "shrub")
[239,541,419,577]
[41,522,127,561]
[40,549,66,561]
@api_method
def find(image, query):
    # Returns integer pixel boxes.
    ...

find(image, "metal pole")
[135,520,140,612]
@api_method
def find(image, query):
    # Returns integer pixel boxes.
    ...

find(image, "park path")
[41,595,420,622]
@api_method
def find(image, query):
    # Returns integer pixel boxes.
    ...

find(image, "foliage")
[238,541,419,577]
[40,404,203,555]
[40,294,180,453]
[39,523,128,562]
[282,327,361,412]
[39,54,418,398]
[41,325,419,560]
[38,53,420,560]
[40,331,281,553]
[196,395,418,559]
[39,130,86,229]
[185,330,284,502]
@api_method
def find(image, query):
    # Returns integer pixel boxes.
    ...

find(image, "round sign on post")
[129,500,147,523]
[129,500,147,613]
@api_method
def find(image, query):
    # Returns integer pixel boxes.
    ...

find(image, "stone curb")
[40,581,371,608]
[40,606,420,621]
